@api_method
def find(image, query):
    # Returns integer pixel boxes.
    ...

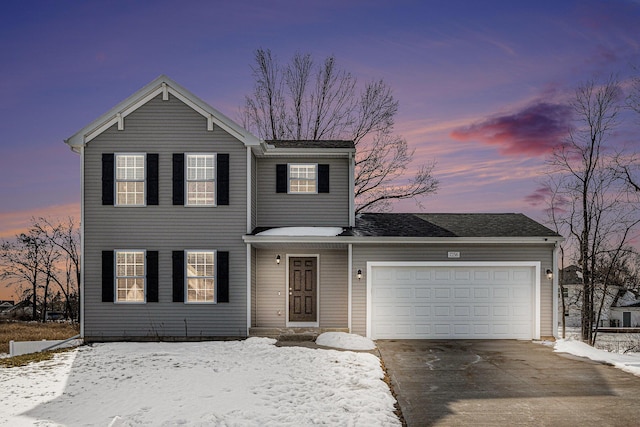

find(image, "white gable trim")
[65,75,261,151]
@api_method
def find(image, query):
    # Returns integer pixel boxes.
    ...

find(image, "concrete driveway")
[377,340,640,426]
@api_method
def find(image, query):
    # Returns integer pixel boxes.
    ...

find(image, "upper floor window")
[115,154,145,206]
[289,164,317,194]
[186,251,215,303]
[186,154,216,206]
[115,250,145,303]
[276,163,329,194]
[173,153,228,206]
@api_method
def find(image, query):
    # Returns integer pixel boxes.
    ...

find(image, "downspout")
[80,146,85,339]
[246,147,253,336]
[246,244,252,337]
[552,241,559,339]
[348,243,352,332]
[246,147,252,234]
[349,151,355,227]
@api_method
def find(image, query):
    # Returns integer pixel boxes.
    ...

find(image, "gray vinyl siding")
[256,157,350,227]
[251,152,257,230]
[83,94,248,340]
[253,249,348,328]
[351,243,556,337]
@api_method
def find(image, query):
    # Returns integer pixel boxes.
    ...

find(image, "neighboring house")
[559,265,622,328]
[0,301,14,314]
[610,291,640,328]
[64,75,563,342]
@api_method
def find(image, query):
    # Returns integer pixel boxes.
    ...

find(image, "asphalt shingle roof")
[351,213,560,238]
[266,140,355,149]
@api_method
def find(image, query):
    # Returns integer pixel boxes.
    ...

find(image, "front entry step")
[249,327,349,341]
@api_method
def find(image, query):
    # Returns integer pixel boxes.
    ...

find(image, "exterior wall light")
[357,269,362,280]
[546,269,553,280]
[276,255,281,265]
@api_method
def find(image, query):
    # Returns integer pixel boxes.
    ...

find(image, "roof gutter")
[242,235,564,245]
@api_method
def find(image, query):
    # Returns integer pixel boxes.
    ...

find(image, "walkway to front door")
[289,257,317,322]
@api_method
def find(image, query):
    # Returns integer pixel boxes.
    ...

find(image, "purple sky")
[1,0,639,244]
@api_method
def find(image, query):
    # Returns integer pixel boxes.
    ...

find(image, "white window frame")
[288,163,317,194]
[114,250,146,303]
[185,250,217,304]
[114,153,146,206]
[185,153,217,206]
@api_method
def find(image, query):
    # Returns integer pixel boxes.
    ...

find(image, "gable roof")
[64,75,261,152]
[351,213,560,238]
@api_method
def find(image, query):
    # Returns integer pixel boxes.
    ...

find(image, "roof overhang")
[64,75,261,153]
[252,142,355,158]
[243,235,563,249]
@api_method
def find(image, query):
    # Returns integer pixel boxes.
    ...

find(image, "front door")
[623,312,631,327]
[289,257,317,322]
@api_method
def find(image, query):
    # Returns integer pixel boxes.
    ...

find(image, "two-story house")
[65,75,563,342]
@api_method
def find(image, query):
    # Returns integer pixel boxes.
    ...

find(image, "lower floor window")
[186,251,215,302]
[115,250,145,302]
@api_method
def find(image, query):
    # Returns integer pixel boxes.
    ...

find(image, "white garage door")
[369,264,537,339]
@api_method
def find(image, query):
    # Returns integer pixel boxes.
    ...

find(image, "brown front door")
[289,257,317,322]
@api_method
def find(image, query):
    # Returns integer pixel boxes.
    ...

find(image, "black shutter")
[276,164,287,193]
[217,251,229,303]
[172,251,184,302]
[217,153,229,205]
[147,154,159,205]
[318,164,330,193]
[172,153,184,205]
[102,250,114,302]
[147,251,159,302]
[102,154,114,205]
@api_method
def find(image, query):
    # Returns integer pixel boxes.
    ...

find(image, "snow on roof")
[256,227,344,237]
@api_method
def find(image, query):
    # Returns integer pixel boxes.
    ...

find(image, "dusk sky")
[1,1,639,285]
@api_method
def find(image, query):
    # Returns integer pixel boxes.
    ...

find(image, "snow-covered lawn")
[554,338,640,377]
[0,336,400,426]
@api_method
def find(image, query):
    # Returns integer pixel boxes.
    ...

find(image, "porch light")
[276,255,281,265]
[546,269,553,280]
[357,269,362,280]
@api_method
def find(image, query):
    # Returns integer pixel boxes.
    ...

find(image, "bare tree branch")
[240,49,438,212]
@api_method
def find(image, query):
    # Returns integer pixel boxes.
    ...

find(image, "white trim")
[365,261,541,340]
[184,153,217,207]
[349,152,355,227]
[113,152,147,207]
[64,75,261,149]
[552,243,559,339]
[243,235,562,245]
[113,249,148,304]
[348,244,353,332]
[246,244,252,337]
[285,254,320,327]
[183,249,217,304]
[288,163,318,194]
[246,147,252,234]
[80,146,85,338]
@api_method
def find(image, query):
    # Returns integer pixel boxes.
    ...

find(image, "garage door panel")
[371,265,535,339]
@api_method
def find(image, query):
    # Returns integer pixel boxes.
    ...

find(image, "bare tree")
[0,229,45,320]
[32,217,81,320]
[545,76,640,345]
[0,217,81,322]
[241,49,438,212]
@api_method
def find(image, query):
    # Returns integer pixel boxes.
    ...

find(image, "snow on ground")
[256,227,344,236]
[316,332,376,351]
[555,338,640,377]
[0,337,399,426]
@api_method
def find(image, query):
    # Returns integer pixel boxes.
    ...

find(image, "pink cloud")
[450,102,572,156]
[0,203,80,240]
